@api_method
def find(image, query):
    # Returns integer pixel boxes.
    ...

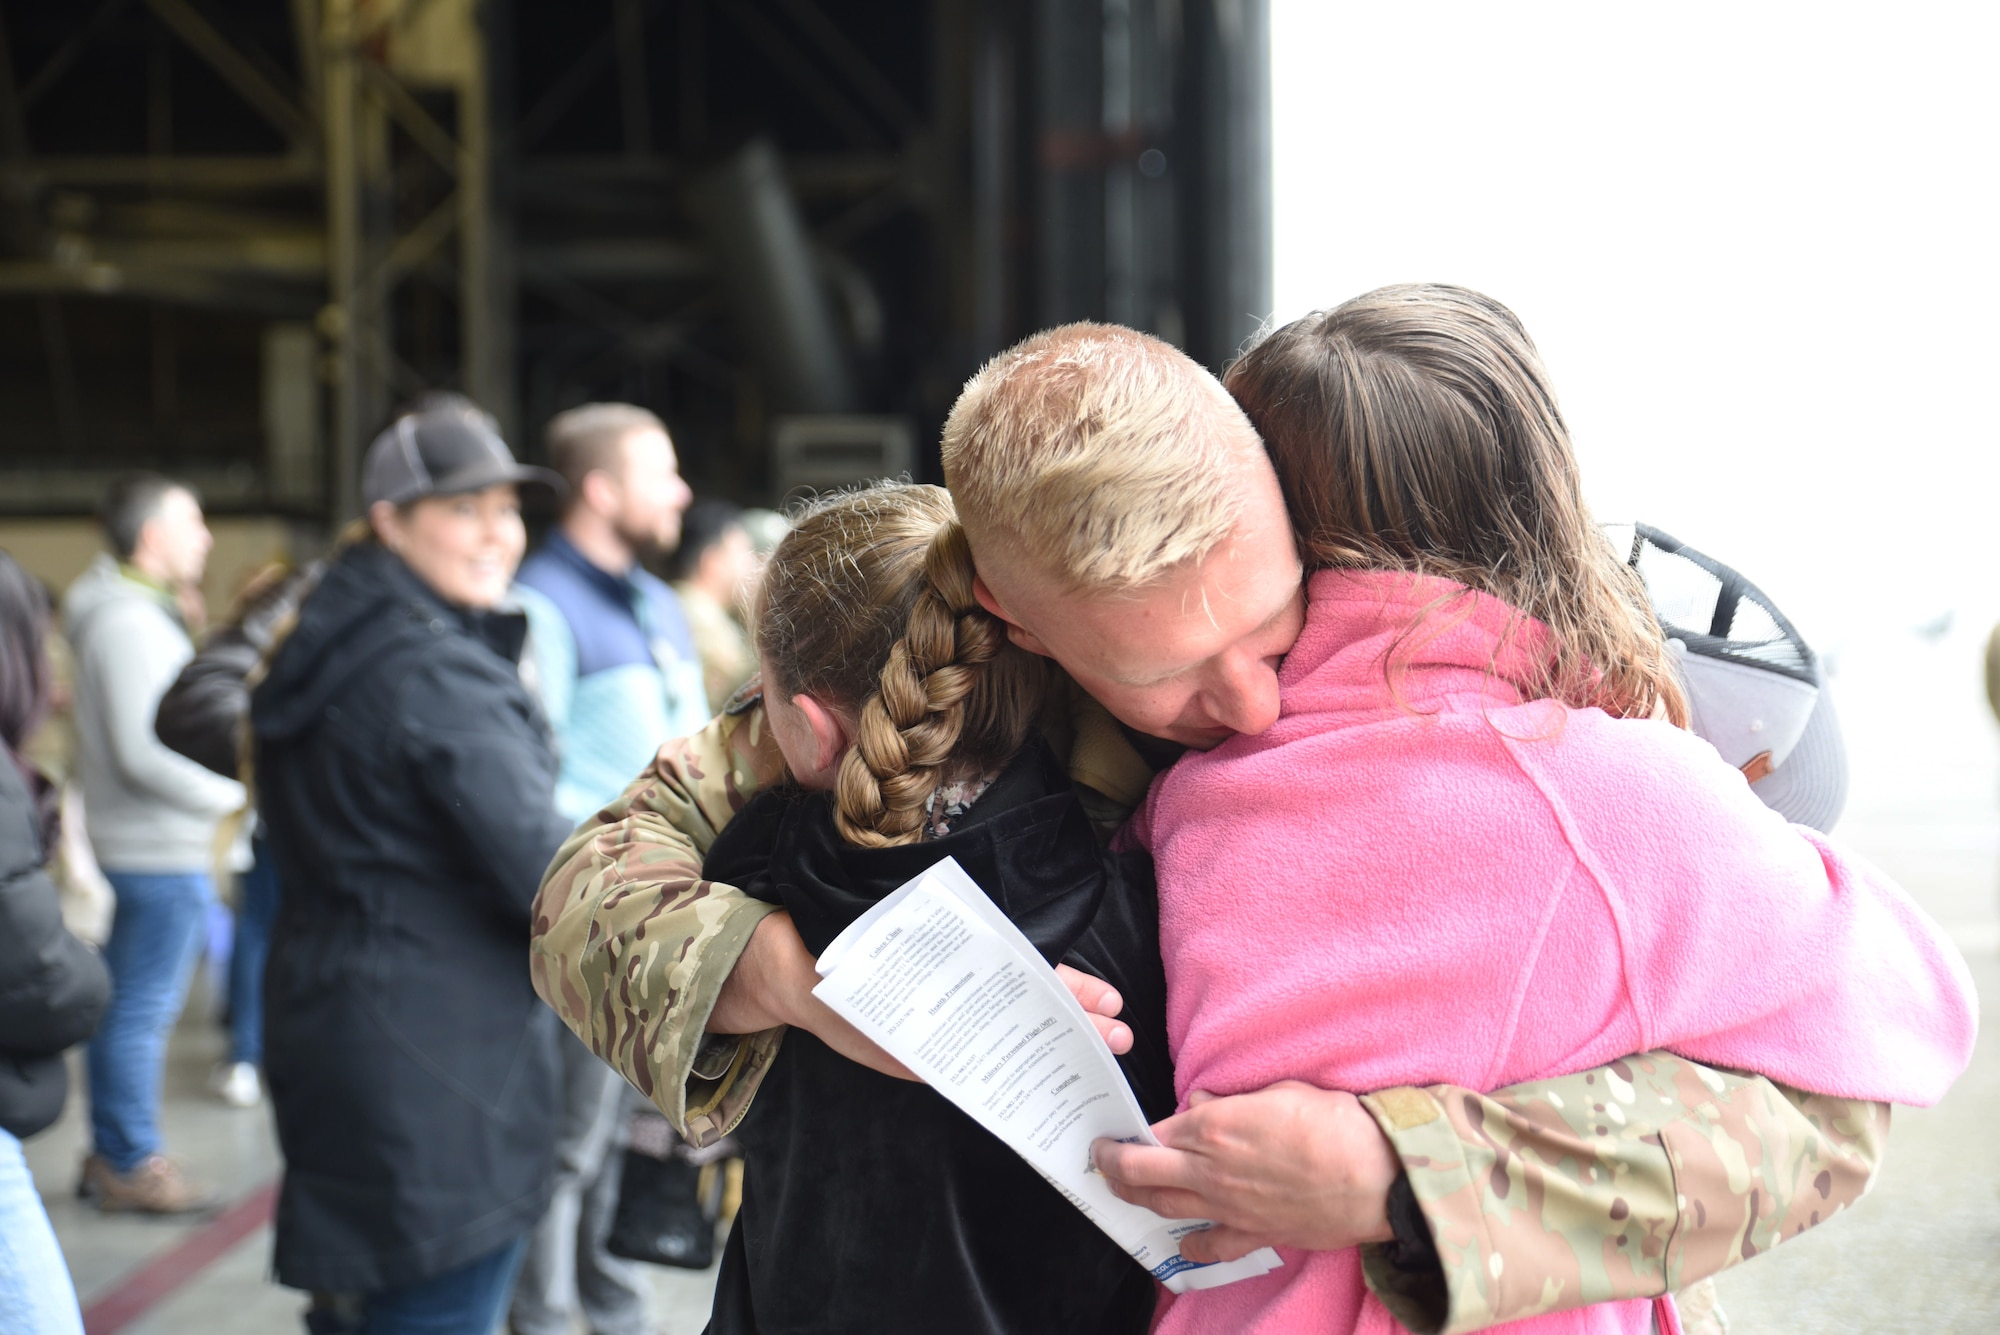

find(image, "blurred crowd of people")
[0,397,776,1334]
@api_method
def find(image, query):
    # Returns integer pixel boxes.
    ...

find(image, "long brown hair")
[1225,284,1687,726]
[754,482,1046,847]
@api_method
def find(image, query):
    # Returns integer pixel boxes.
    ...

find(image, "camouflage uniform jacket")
[531,681,1888,1335]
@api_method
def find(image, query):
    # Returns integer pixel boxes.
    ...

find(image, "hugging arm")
[1094,1056,1885,1333]
[530,704,789,1144]
[1359,1059,1886,1334]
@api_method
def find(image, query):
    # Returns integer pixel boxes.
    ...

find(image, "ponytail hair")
[754,482,1045,848]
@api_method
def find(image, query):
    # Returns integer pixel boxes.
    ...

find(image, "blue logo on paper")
[1149,1254,1212,1281]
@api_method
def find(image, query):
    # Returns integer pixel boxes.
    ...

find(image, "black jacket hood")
[253,542,527,743]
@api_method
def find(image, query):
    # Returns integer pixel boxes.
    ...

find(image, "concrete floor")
[23,624,2000,1333]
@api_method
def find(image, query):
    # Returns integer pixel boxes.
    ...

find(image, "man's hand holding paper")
[1092,1083,1399,1263]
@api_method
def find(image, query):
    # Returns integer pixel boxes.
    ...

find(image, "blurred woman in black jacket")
[0,550,111,1335]
[251,402,574,1335]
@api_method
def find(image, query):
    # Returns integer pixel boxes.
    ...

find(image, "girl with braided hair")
[700,480,1172,1335]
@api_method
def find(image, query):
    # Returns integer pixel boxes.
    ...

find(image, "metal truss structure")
[0,0,1268,526]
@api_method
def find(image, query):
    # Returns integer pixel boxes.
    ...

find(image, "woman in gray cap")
[251,397,574,1334]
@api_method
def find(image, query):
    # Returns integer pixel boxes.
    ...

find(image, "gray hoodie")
[61,554,244,872]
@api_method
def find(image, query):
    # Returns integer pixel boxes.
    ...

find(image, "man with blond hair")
[531,325,1883,1333]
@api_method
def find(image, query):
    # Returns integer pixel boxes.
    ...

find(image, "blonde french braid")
[833,521,1008,847]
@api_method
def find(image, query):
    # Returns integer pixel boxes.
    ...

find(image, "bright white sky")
[1270,2,2000,650]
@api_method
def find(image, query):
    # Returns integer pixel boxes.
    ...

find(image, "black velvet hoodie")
[702,739,1174,1335]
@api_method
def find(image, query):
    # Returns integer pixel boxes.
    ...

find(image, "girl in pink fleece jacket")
[1136,285,1977,1335]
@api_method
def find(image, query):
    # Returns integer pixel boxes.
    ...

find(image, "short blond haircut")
[940,323,1264,591]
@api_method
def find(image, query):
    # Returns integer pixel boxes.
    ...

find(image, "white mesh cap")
[1613,523,1848,832]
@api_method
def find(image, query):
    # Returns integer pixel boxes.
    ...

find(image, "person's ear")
[368,500,405,553]
[971,573,1053,659]
[128,515,163,567]
[792,693,852,783]
[579,468,621,517]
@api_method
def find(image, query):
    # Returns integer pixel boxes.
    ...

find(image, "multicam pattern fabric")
[530,701,789,1143]
[1360,1055,1886,1334]
[530,684,1889,1332]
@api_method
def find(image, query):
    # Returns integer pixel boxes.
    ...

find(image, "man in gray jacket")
[61,474,244,1213]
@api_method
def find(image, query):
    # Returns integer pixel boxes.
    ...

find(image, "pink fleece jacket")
[1136,570,1977,1335]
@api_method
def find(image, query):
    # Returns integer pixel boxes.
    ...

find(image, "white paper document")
[812,856,1282,1294]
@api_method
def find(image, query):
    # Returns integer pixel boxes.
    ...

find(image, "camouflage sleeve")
[1359,1054,1887,1334]
[530,699,791,1147]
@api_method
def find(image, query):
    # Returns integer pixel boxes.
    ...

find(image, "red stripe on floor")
[80,1179,279,1335]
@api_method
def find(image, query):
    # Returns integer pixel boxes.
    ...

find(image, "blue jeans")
[0,1127,85,1335]
[364,1238,527,1335]
[229,841,282,1066]
[87,869,213,1172]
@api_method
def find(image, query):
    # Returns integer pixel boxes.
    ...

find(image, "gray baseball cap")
[362,403,564,508]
